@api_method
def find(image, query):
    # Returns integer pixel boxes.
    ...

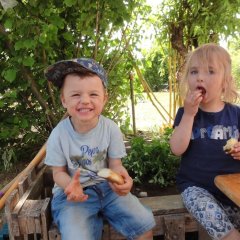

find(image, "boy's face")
[61,73,107,131]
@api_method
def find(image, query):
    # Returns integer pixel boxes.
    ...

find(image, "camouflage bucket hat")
[44,58,108,88]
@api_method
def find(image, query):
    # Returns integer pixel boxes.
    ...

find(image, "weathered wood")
[0,144,46,211]
[163,214,185,240]
[18,175,30,198]
[27,168,37,187]
[102,223,110,240]
[49,224,61,240]
[5,189,20,239]
[41,198,51,240]
[0,210,5,229]
[5,164,213,240]
[140,195,186,215]
[18,200,45,234]
[7,167,45,237]
[198,224,212,240]
[45,195,201,240]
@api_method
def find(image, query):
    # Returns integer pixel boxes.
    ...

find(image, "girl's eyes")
[190,70,198,75]
[190,70,215,75]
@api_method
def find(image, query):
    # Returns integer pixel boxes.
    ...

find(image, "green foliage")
[154,0,240,52]
[1,148,16,171]
[142,46,169,91]
[0,0,150,167]
[123,128,180,187]
[229,39,240,89]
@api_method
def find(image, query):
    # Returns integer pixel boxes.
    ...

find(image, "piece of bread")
[223,138,238,154]
[97,168,124,185]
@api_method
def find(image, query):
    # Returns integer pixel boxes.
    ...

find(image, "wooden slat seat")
[48,195,210,240]
[4,164,211,240]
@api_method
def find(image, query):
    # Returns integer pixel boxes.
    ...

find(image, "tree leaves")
[3,69,16,82]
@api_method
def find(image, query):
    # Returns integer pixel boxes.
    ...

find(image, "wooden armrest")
[214,173,240,207]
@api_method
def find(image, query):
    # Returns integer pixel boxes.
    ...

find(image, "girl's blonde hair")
[180,43,239,103]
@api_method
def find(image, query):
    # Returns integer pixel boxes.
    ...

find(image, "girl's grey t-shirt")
[45,115,127,194]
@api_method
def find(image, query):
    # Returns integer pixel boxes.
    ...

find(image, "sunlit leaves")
[0,0,147,167]
[4,18,13,29]
[64,0,77,7]
[22,56,35,67]
[3,69,17,82]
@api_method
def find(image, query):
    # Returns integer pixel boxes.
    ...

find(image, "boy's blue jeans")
[51,181,155,240]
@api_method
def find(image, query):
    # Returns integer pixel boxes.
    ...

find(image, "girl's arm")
[169,113,194,156]
[170,90,202,156]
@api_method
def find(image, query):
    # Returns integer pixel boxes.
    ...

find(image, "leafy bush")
[123,128,180,187]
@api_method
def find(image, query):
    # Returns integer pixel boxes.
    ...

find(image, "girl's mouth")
[197,86,206,96]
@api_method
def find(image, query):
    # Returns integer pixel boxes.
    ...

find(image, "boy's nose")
[81,95,90,103]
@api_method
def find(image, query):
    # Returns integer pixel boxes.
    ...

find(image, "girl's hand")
[109,169,133,196]
[184,89,203,117]
[64,169,88,202]
[230,141,240,160]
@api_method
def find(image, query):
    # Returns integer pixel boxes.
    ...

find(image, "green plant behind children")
[123,128,180,187]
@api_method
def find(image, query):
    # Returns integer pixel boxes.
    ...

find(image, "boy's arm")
[52,166,71,189]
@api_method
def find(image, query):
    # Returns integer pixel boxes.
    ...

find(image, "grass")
[129,92,175,132]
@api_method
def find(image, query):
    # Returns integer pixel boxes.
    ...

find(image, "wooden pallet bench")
[48,194,210,240]
[4,165,211,240]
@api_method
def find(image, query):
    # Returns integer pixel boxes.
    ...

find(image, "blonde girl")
[170,43,240,240]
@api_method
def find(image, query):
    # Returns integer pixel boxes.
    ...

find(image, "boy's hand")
[109,169,133,196]
[64,169,88,202]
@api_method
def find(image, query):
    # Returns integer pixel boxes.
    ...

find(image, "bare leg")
[221,229,240,240]
[135,230,153,240]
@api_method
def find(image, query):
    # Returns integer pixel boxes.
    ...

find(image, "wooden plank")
[198,224,212,240]
[163,214,185,240]
[5,189,20,238]
[18,175,30,198]
[48,224,61,240]
[139,195,186,215]
[102,223,110,240]
[10,166,47,237]
[41,198,51,240]
[18,200,45,234]
[47,195,199,240]
[106,212,198,239]
[214,173,240,207]
[27,168,37,186]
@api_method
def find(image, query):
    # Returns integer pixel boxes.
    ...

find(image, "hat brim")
[44,58,107,88]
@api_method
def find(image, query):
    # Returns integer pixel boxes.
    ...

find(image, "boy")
[44,58,155,240]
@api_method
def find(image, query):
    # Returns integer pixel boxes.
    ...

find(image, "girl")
[170,43,240,240]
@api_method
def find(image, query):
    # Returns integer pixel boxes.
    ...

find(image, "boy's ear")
[104,92,108,104]
[60,93,67,108]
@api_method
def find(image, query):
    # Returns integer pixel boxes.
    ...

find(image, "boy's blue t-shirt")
[45,115,127,194]
[174,103,240,206]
